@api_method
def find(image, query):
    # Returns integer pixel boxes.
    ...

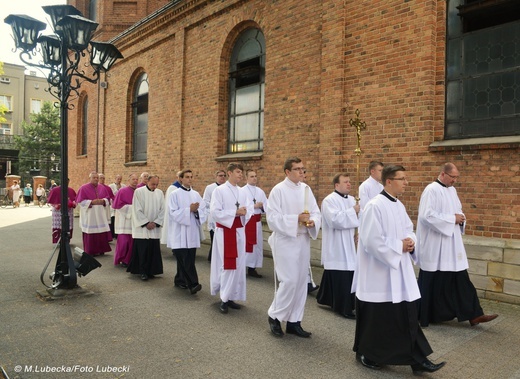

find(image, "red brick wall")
[68,0,171,41]
[67,0,519,240]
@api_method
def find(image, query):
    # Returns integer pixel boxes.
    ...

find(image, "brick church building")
[67,0,519,303]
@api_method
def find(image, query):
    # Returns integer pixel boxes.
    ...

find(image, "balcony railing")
[0,135,16,147]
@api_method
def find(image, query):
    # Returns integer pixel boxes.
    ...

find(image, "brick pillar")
[32,176,47,201]
[5,175,21,202]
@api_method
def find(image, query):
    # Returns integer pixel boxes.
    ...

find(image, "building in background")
[67,0,519,303]
[0,63,56,186]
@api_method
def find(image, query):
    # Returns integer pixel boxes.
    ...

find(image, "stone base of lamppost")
[37,245,102,299]
[36,285,96,301]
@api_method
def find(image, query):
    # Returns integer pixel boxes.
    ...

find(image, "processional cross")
[349,109,367,203]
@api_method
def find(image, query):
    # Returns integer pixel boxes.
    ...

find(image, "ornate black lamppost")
[5,5,123,290]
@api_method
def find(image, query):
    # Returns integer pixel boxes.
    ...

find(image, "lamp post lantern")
[5,5,123,290]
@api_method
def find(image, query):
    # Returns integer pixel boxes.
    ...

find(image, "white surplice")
[78,199,110,234]
[132,186,165,240]
[266,178,321,323]
[203,182,219,232]
[167,187,207,249]
[241,183,268,268]
[358,176,383,211]
[161,184,178,245]
[109,182,125,218]
[353,192,420,303]
[416,181,468,272]
[321,192,359,271]
[209,181,253,302]
[114,204,133,235]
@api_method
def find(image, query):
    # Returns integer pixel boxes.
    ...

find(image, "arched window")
[81,95,88,155]
[228,29,265,153]
[132,73,149,161]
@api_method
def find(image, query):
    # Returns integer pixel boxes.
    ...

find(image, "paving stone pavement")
[1,206,519,379]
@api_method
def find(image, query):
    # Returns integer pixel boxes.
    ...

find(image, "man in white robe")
[203,169,227,261]
[210,163,253,314]
[358,160,383,211]
[353,165,445,374]
[241,169,268,278]
[98,173,115,240]
[416,162,498,327]
[316,173,359,319]
[168,169,207,294]
[161,174,181,246]
[266,157,321,338]
[127,175,165,281]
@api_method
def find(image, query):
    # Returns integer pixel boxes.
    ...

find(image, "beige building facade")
[0,63,56,183]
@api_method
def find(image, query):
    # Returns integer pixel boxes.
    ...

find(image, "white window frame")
[31,98,42,114]
[0,95,13,112]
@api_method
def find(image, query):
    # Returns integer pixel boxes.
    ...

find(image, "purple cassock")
[76,183,113,256]
[47,186,77,244]
[112,186,136,266]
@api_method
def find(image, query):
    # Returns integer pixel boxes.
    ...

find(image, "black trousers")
[174,248,199,289]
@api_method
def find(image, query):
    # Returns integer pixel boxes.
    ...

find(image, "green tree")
[14,101,61,184]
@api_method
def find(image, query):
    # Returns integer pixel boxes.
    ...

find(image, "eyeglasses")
[444,172,459,179]
[217,174,226,177]
[389,177,407,181]
[291,167,306,172]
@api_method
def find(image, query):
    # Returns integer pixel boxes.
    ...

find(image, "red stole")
[216,217,243,269]
[245,213,262,253]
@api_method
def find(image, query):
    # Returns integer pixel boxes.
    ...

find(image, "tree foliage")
[14,101,61,183]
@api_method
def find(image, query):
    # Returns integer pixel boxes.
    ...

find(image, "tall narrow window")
[132,73,149,161]
[228,29,265,153]
[89,0,98,22]
[81,96,88,155]
[446,0,520,139]
[31,99,42,114]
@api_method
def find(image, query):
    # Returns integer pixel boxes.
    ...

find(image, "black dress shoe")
[219,301,228,314]
[247,267,263,278]
[343,313,356,319]
[307,283,319,294]
[175,283,188,289]
[140,274,148,281]
[356,353,381,370]
[469,314,498,326]
[268,317,284,337]
[286,322,312,338]
[189,284,202,294]
[411,359,446,374]
[226,300,241,309]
